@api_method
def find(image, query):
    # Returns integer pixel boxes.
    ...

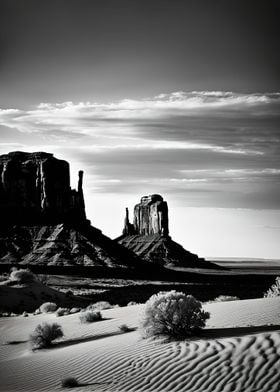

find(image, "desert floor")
[0,297,280,392]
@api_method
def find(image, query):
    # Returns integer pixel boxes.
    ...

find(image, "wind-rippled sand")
[0,297,280,391]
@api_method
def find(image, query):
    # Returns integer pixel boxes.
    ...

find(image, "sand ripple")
[0,298,280,391]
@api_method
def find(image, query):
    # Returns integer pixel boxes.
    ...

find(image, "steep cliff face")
[123,194,169,236]
[0,151,86,225]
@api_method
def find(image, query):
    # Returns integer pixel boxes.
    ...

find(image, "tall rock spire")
[122,207,135,235]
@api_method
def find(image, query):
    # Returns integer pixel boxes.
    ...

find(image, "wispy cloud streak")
[0,91,279,210]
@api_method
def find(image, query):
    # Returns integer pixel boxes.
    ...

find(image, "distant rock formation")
[117,194,221,270]
[0,151,142,269]
[0,152,221,271]
[122,194,169,236]
[0,151,87,226]
[134,194,169,236]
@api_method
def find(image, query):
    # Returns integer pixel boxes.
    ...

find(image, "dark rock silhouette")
[122,208,136,236]
[0,152,220,271]
[0,151,87,225]
[0,152,142,268]
[117,195,220,270]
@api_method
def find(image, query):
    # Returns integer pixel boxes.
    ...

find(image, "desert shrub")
[119,324,132,333]
[70,307,80,314]
[30,322,64,349]
[9,269,35,284]
[79,310,102,323]
[140,291,210,339]
[56,307,70,317]
[213,295,240,302]
[61,377,79,388]
[264,277,280,298]
[86,301,113,311]
[40,302,57,313]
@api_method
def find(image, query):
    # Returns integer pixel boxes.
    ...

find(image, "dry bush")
[56,307,70,317]
[213,295,240,302]
[118,324,133,333]
[9,269,35,284]
[61,377,79,388]
[264,277,280,298]
[79,310,102,323]
[30,322,63,350]
[140,290,210,339]
[39,302,57,313]
[70,307,80,314]
[86,301,113,311]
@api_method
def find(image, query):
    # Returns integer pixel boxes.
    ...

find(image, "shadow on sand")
[199,324,280,340]
[51,327,137,350]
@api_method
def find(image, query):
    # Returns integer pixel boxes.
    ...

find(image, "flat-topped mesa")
[123,194,169,236]
[0,151,87,226]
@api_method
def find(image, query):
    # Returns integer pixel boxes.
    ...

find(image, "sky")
[0,0,280,259]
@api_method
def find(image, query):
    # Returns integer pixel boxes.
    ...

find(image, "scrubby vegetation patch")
[264,277,280,298]
[40,302,57,313]
[79,310,102,323]
[61,377,79,388]
[30,322,64,350]
[9,269,35,284]
[140,290,210,339]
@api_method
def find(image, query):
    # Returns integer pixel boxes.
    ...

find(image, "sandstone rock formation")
[0,151,87,225]
[118,194,221,270]
[0,151,142,269]
[134,194,169,236]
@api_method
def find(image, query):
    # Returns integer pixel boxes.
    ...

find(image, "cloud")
[0,91,279,210]
[1,91,279,134]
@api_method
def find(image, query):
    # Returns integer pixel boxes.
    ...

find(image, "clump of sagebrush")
[56,307,70,317]
[140,290,210,339]
[212,295,240,302]
[86,301,113,311]
[40,302,57,313]
[70,307,80,314]
[9,268,35,284]
[264,277,280,298]
[30,322,64,350]
[79,310,102,323]
[119,324,132,333]
[61,377,79,388]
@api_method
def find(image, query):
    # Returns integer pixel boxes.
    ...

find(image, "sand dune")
[0,298,280,391]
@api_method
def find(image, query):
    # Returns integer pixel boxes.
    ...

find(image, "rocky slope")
[0,224,142,268]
